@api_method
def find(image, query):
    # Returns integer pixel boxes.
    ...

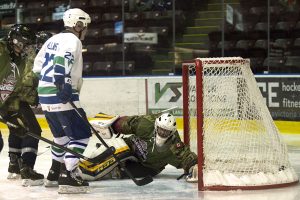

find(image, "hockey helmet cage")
[36,31,52,52]
[7,24,36,57]
[155,113,177,138]
[36,31,52,45]
[63,8,91,28]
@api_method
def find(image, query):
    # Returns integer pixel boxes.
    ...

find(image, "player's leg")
[44,111,69,187]
[54,108,92,194]
[7,131,22,180]
[79,136,134,181]
[12,102,44,186]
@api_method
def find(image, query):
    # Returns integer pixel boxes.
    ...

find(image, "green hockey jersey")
[116,114,198,174]
[0,40,38,112]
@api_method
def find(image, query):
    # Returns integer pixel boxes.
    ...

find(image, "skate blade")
[58,185,89,194]
[44,180,58,187]
[22,179,44,187]
[7,173,21,180]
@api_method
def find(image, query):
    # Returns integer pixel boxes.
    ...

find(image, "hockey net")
[182,57,298,191]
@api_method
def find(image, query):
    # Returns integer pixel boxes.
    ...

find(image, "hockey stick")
[158,106,178,114]
[0,116,114,164]
[69,101,153,186]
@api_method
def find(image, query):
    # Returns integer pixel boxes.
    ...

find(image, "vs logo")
[155,82,182,103]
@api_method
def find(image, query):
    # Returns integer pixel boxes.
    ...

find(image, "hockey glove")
[186,164,198,183]
[0,109,9,123]
[55,76,73,104]
[3,114,28,138]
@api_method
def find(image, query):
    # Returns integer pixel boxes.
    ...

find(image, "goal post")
[182,57,299,191]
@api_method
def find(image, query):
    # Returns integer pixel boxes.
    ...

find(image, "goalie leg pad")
[80,137,135,181]
[89,114,120,139]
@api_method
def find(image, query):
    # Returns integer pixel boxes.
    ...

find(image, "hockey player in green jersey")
[0,24,44,186]
[80,112,198,182]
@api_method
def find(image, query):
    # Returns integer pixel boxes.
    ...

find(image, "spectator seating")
[250,57,265,73]
[131,43,156,54]
[90,0,109,8]
[263,57,285,72]
[69,0,88,7]
[147,26,168,36]
[90,12,102,23]
[285,56,300,69]
[27,1,47,9]
[289,38,300,56]
[110,0,129,8]
[248,39,268,57]
[277,10,299,23]
[102,13,122,22]
[271,21,295,39]
[48,0,69,8]
[291,21,300,38]
[249,22,268,39]
[93,61,113,74]
[83,62,93,74]
[231,39,255,57]
[115,61,135,73]
[125,26,146,33]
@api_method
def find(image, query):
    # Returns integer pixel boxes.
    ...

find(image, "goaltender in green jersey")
[79,112,198,182]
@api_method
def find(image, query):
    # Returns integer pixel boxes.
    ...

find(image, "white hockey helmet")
[63,8,91,28]
[155,113,177,137]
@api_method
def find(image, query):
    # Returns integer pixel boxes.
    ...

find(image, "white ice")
[0,132,300,200]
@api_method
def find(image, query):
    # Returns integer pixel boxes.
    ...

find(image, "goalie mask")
[154,113,177,147]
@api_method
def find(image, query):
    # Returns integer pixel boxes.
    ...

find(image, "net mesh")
[184,57,298,188]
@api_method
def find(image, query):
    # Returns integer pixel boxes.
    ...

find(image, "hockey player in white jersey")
[33,8,91,194]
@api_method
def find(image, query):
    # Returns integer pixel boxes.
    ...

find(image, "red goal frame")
[182,58,299,191]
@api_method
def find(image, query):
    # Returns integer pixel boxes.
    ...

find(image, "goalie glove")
[186,164,198,183]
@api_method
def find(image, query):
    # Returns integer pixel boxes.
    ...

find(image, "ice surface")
[0,132,299,200]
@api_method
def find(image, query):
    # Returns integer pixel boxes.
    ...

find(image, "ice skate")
[44,168,59,187]
[7,154,21,180]
[20,163,44,186]
[45,160,66,187]
[58,169,89,194]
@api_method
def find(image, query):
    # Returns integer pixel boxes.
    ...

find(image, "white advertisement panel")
[124,32,158,44]
[147,77,183,116]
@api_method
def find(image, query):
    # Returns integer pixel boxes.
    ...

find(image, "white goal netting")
[182,57,298,190]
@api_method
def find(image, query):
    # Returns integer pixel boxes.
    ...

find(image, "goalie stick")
[69,101,153,186]
[0,116,114,164]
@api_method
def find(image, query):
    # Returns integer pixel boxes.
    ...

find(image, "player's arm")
[168,132,198,173]
[52,48,75,103]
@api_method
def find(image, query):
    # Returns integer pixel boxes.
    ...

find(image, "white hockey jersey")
[33,32,83,112]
